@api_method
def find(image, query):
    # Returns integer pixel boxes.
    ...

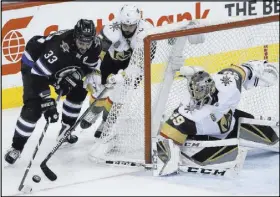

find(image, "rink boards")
[2,43,278,109]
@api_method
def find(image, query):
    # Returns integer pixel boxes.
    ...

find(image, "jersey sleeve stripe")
[22,54,34,67]
[35,58,52,75]
[23,50,33,61]
[160,123,188,145]
[31,68,44,76]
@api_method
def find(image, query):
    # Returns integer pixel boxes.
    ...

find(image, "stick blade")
[19,185,32,193]
[40,162,57,181]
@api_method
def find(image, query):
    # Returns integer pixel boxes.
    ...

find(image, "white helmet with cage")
[119,4,141,36]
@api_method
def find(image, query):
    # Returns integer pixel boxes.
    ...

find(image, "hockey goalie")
[154,60,279,177]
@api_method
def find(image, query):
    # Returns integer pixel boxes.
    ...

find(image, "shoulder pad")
[102,20,122,43]
[139,19,154,29]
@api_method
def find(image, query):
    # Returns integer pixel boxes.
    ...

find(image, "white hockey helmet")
[119,4,141,25]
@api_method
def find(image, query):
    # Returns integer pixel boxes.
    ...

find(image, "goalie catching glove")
[179,60,279,90]
[239,60,279,89]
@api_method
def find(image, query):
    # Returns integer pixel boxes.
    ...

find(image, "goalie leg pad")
[239,117,279,152]
[179,136,248,177]
[153,138,180,176]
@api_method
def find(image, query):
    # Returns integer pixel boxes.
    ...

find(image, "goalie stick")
[88,156,153,169]
[40,87,108,181]
[18,92,62,192]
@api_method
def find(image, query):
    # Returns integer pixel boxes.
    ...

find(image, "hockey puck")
[32,175,41,183]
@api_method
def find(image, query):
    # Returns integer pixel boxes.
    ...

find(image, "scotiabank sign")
[1,2,210,75]
[1,16,58,75]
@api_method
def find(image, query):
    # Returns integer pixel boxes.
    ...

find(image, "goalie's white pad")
[239,117,279,152]
[153,138,180,176]
[179,138,248,178]
[240,60,279,90]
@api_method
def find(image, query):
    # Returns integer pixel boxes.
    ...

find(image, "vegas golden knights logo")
[218,110,233,133]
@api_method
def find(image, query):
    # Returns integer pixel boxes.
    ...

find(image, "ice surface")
[1,100,279,196]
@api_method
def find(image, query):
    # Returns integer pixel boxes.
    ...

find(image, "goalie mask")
[74,19,96,54]
[119,4,141,37]
[188,71,216,110]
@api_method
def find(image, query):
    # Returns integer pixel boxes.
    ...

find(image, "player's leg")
[235,109,279,152]
[57,83,87,144]
[5,64,43,164]
[80,53,115,130]
[94,56,130,138]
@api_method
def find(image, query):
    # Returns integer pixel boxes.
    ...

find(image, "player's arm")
[220,60,279,91]
[160,107,197,145]
[97,26,113,61]
[218,65,244,92]
[32,40,82,96]
[27,42,60,97]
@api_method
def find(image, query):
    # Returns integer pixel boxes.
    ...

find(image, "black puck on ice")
[32,175,41,183]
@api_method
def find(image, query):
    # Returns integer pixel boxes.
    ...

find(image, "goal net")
[89,15,279,166]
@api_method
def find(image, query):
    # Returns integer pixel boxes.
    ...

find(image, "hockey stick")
[104,160,153,169]
[18,92,63,192]
[40,87,108,181]
[18,121,49,193]
[88,156,153,169]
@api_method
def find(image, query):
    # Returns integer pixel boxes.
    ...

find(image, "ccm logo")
[187,167,226,176]
[183,142,200,147]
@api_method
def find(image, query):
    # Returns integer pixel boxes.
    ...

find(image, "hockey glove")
[240,60,279,89]
[54,74,82,96]
[83,70,102,94]
[105,70,125,88]
[41,98,59,123]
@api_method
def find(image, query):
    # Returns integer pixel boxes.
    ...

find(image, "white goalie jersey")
[161,70,242,144]
[185,72,240,136]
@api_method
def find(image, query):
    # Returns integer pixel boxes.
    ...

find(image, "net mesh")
[90,16,279,164]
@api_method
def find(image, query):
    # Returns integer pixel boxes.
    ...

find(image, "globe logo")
[2,30,25,63]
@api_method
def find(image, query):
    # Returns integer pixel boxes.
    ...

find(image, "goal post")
[89,15,279,166]
[143,14,279,164]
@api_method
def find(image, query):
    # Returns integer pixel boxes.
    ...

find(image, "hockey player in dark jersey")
[4,19,102,165]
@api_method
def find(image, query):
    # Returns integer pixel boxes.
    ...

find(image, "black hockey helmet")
[74,19,96,43]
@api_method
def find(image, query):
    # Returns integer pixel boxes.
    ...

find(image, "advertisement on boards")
[1,1,279,108]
